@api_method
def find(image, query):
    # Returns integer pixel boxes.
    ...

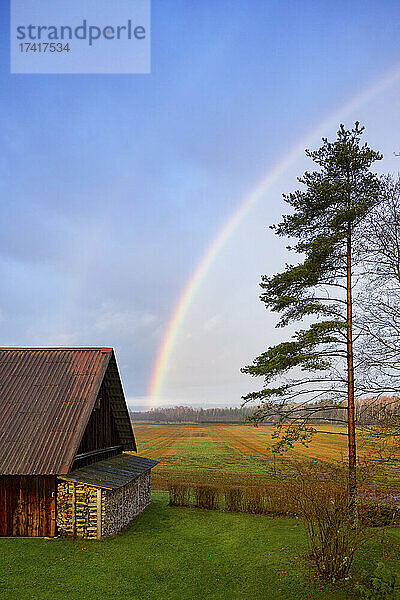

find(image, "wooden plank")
[50,479,56,537]
[43,478,52,536]
[72,483,76,537]
[12,478,20,536]
[26,478,33,537]
[0,476,56,537]
[0,478,7,535]
[38,478,44,536]
[32,477,39,537]
[97,488,102,539]
[5,478,13,536]
[19,477,28,536]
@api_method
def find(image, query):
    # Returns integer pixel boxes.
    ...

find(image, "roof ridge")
[0,347,113,351]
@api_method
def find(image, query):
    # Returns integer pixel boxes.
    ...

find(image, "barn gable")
[0,347,136,475]
[73,380,123,469]
[0,347,157,538]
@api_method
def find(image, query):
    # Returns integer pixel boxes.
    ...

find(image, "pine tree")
[242,123,383,496]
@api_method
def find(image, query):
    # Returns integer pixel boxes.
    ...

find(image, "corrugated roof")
[58,453,159,489]
[0,348,136,475]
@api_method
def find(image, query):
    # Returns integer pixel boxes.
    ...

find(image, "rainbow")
[148,62,400,406]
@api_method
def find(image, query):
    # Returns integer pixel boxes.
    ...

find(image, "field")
[1,491,399,600]
[133,422,400,489]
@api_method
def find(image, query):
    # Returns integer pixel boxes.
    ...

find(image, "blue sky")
[1,1,400,408]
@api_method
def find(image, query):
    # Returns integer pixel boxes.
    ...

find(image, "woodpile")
[56,471,151,538]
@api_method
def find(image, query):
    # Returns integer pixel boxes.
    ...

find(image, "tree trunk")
[346,223,357,499]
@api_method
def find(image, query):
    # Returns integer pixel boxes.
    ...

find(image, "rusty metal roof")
[0,348,136,476]
[58,453,159,489]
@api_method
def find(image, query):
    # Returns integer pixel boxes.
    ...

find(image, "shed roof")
[0,348,136,476]
[58,453,158,489]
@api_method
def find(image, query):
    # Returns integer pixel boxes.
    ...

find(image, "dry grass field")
[132,422,400,490]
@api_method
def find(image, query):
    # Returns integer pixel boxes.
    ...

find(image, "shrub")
[244,487,267,514]
[169,482,300,516]
[224,487,245,512]
[262,484,298,517]
[359,503,400,528]
[169,484,191,507]
[193,485,219,510]
[293,465,367,582]
[358,490,400,527]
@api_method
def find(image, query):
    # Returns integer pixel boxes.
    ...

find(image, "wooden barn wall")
[0,476,56,537]
[76,383,121,457]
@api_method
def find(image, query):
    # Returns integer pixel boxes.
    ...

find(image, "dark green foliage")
[260,122,382,326]
[242,123,383,453]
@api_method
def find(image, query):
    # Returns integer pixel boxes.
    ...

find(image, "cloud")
[204,315,219,332]
[93,304,158,338]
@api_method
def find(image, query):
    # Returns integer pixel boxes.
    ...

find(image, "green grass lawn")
[1,491,399,600]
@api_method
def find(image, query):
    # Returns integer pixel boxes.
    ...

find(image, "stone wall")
[101,471,151,537]
[56,471,151,538]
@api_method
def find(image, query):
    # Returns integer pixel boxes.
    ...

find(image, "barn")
[0,347,158,538]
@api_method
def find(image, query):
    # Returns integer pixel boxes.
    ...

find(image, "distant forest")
[130,406,255,423]
[130,397,399,425]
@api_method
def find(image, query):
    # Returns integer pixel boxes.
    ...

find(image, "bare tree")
[356,174,400,398]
